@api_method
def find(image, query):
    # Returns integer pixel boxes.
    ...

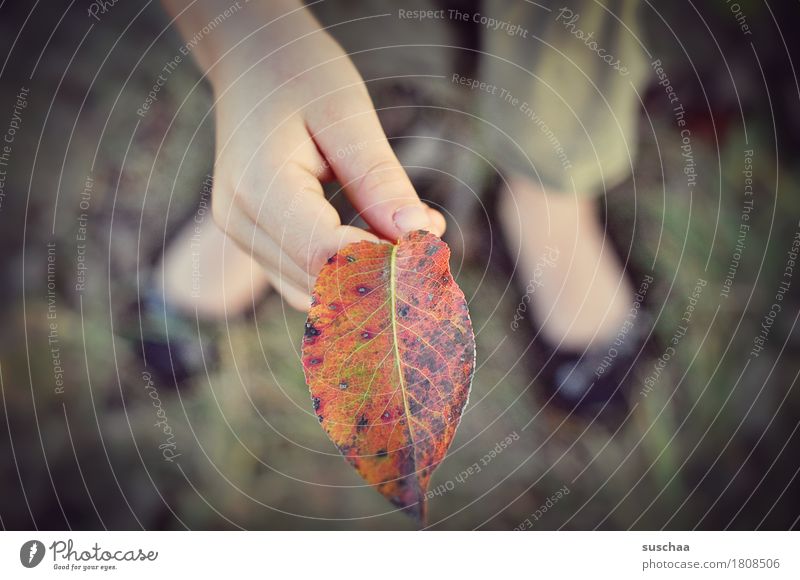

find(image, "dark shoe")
[138,286,219,389]
[534,311,653,420]
[122,285,220,390]
[485,183,653,421]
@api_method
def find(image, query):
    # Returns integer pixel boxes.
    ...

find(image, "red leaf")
[302,230,475,521]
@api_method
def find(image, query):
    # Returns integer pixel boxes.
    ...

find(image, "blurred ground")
[1,1,799,529]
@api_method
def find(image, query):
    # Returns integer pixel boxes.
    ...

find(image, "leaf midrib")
[389,243,418,479]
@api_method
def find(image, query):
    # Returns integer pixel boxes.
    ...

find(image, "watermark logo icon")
[20,540,45,568]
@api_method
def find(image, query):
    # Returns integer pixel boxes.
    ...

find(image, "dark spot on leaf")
[302,230,475,517]
[430,416,445,433]
[327,255,335,264]
[304,322,320,338]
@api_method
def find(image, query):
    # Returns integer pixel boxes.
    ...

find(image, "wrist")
[163,0,314,92]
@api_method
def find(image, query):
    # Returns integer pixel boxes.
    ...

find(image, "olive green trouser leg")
[476,0,648,195]
[311,0,649,197]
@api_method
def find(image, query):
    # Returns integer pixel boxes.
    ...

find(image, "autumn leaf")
[301,230,475,521]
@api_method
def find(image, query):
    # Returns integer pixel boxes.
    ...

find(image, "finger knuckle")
[233,175,265,220]
[357,158,407,198]
[211,188,232,230]
[302,241,330,276]
[317,88,370,126]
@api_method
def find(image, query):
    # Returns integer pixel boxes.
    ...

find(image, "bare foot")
[156,218,271,320]
[499,175,633,351]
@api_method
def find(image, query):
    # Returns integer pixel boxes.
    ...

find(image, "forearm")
[160,0,316,90]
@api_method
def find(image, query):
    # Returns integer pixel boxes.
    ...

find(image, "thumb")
[308,98,445,240]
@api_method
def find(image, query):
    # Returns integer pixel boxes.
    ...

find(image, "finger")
[220,206,322,291]
[306,92,435,241]
[427,206,446,237]
[237,162,381,276]
[264,270,312,312]
[212,203,316,310]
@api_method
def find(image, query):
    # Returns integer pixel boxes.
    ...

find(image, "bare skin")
[157,218,270,318]
[499,176,633,350]
[159,0,445,316]
[159,0,632,350]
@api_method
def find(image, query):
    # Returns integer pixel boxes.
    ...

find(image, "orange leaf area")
[302,230,475,521]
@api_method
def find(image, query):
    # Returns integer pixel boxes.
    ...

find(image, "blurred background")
[1,0,799,530]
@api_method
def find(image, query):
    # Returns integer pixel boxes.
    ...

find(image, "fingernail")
[393,204,430,233]
[427,207,446,237]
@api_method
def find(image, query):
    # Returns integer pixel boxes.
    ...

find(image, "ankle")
[499,176,634,351]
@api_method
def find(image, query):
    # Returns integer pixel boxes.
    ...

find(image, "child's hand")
[164,0,445,310]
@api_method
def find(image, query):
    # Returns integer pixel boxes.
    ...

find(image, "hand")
[163,0,445,310]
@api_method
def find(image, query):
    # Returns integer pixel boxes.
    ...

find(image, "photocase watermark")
[142,371,181,462]
[519,100,573,171]
[46,539,157,572]
[74,174,94,294]
[19,540,46,568]
[594,274,653,378]
[555,8,629,76]
[750,221,799,358]
[513,484,571,530]
[46,241,66,396]
[640,278,707,397]
[283,140,368,219]
[425,431,520,500]
[451,73,502,97]
[724,0,753,36]
[190,175,213,299]
[0,86,29,213]
[137,1,243,117]
[321,140,369,178]
[452,73,575,171]
[651,58,697,192]
[87,0,122,22]
[397,8,446,21]
[449,8,529,38]
[510,246,559,331]
[398,8,529,38]
[720,149,755,300]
